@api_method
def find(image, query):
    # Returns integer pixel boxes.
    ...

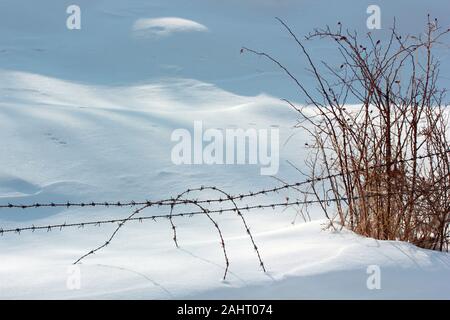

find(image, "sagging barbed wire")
[0,150,448,279]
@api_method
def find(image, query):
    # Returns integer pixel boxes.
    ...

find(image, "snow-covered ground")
[0,0,449,299]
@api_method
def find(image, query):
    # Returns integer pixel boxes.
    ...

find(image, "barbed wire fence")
[0,149,448,280]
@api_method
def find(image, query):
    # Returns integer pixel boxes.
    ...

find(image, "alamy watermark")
[171,121,279,175]
[66,265,81,290]
[66,5,81,30]
[366,5,381,30]
[366,265,381,290]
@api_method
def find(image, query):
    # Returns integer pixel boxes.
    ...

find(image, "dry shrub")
[244,16,450,251]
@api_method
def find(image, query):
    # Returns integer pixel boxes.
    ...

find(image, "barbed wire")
[0,192,401,236]
[0,149,448,210]
[0,149,448,279]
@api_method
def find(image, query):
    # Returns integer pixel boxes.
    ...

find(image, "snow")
[1,218,449,299]
[132,17,208,38]
[0,0,449,299]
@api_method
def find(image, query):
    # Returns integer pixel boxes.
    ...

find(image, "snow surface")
[0,0,449,299]
[132,17,208,38]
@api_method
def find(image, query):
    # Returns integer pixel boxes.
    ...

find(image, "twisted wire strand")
[1,149,447,210]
